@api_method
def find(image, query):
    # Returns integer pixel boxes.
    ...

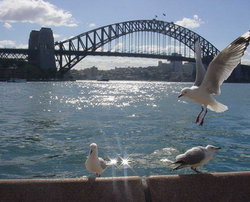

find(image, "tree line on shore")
[0,58,57,81]
[1,58,250,82]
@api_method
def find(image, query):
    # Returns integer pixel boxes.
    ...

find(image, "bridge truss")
[0,48,30,60]
[55,19,219,74]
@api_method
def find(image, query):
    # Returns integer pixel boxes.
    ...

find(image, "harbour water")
[0,81,249,179]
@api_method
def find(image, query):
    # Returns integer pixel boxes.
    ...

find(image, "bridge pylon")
[28,28,56,70]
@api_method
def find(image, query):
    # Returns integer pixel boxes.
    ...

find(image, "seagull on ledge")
[172,145,221,173]
[85,143,107,177]
[178,31,250,125]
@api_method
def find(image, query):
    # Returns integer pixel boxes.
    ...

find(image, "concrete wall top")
[147,171,250,202]
[0,176,145,202]
[1,172,250,202]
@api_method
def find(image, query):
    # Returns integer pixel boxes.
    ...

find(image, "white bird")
[172,145,221,173]
[178,31,250,125]
[85,143,107,177]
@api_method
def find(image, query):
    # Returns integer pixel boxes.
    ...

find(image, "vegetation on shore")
[0,58,57,81]
[1,58,250,82]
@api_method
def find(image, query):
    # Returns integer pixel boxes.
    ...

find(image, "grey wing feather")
[176,147,205,165]
[201,31,250,94]
[194,40,206,86]
[99,158,107,170]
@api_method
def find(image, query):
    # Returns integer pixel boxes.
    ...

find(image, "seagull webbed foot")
[199,109,208,126]
[191,167,202,174]
[195,106,204,123]
[199,119,204,126]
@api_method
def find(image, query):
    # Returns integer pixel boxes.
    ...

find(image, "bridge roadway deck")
[0,48,196,63]
[0,48,30,54]
[0,171,249,202]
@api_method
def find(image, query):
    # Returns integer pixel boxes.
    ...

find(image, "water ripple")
[0,81,249,178]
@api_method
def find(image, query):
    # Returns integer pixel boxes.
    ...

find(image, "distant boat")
[97,76,109,81]
[7,78,27,83]
[97,78,109,81]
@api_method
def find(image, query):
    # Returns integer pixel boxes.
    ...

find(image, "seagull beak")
[178,94,183,98]
[215,147,221,150]
[90,149,93,155]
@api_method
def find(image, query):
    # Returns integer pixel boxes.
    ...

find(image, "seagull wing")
[194,40,206,86]
[99,157,107,170]
[176,147,205,165]
[200,31,250,94]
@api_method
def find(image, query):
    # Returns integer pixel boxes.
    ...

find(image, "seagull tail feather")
[207,100,228,113]
[173,164,187,170]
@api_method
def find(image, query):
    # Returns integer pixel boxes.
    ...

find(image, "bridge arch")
[55,20,219,74]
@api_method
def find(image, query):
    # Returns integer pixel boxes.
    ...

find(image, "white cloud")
[53,34,60,39]
[3,22,12,29]
[88,23,96,28]
[242,58,250,65]
[175,15,204,29]
[0,0,77,27]
[0,40,16,47]
[242,50,250,65]
[0,40,27,48]
[16,43,28,49]
[245,50,250,56]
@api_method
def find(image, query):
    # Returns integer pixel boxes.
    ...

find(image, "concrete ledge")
[0,176,145,202]
[147,171,250,202]
[0,172,250,202]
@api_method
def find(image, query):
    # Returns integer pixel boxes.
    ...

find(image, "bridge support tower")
[28,28,56,70]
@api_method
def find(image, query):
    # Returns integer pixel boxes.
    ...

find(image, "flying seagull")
[172,145,221,173]
[85,143,107,177]
[178,31,250,125]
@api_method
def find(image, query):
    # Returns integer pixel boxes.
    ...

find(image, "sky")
[0,0,250,70]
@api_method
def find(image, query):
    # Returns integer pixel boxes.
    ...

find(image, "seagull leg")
[199,108,208,126]
[191,167,202,174]
[196,106,204,123]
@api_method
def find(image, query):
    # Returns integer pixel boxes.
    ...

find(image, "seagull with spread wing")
[178,31,250,125]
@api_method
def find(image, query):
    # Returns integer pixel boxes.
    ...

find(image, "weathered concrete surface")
[147,171,250,202]
[0,172,250,202]
[0,176,145,202]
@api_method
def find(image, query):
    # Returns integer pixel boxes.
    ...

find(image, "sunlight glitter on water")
[59,81,173,109]
[1,81,250,178]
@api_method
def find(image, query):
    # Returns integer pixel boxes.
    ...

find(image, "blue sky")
[0,0,250,70]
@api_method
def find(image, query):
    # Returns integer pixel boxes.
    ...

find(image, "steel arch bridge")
[0,20,220,75]
[54,19,219,74]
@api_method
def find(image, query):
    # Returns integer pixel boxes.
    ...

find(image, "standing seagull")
[178,31,250,125]
[85,143,107,177]
[172,145,221,173]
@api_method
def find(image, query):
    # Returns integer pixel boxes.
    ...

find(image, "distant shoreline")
[1,79,250,83]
